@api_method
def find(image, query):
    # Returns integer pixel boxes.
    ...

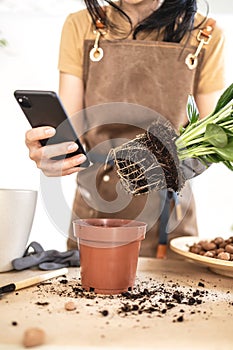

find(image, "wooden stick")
[0,267,68,294]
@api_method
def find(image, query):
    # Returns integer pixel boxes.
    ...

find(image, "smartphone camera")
[17,96,32,108]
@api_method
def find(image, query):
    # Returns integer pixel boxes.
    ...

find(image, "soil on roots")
[110,119,185,195]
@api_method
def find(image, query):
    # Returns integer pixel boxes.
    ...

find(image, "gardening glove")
[180,158,211,180]
[12,241,80,271]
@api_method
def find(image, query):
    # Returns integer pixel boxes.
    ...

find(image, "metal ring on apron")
[185,53,198,70]
[89,47,104,62]
[185,22,213,71]
[90,30,104,62]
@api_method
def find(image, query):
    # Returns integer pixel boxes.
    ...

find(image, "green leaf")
[222,160,233,171]
[201,154,222,163]
[214,137,233,161]
[186,95,199,124]
[205,124,228,148]
[222,127,233,136]
[0,39,7,47]
[179,125,186,136]
[213,83,233,114]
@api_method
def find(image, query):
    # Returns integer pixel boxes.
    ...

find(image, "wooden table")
[0,257,232,350]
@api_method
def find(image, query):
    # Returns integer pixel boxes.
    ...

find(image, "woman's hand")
[26,73,86,176]
[25,126,87,177]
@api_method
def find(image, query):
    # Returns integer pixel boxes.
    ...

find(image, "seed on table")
[199,250,206,256]
[217,252,231,261]
[190,244,202,254]
[201,241,216,251]
[203,251,214,258]
[219,242,227,248]
[65,301,76,311]
[213,237,224,245]
[216,248,225,254]
[23,327,45,348]
[225,244,233,254]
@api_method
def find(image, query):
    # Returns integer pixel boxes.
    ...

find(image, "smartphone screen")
[14,90,89,166]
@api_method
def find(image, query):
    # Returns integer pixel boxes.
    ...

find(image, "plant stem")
[176,101,233,149]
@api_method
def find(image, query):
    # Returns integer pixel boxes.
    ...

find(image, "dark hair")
[84,0,208,42]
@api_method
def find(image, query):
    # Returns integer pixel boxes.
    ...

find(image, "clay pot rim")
[73,218,147,228]
[73,218,147,244]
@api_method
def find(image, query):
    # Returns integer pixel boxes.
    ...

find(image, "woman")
[25,0,225,257]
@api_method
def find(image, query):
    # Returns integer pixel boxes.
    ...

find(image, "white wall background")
[0,0,232,251]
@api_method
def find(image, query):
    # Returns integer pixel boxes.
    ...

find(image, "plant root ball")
[110,119,185,195]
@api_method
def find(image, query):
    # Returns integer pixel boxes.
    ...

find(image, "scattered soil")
[33,274,233,324]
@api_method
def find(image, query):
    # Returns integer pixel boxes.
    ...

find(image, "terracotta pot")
[73,218,147,295]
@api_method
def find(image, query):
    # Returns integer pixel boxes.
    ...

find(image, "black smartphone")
[14,90,89,166]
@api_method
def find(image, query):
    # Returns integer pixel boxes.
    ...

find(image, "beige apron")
[68,25,210,257]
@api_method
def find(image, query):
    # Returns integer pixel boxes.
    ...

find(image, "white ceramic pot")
[0,188,37,272]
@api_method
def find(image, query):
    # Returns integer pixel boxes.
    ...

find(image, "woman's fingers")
[40,154,87,177]
[25,126,56,146]
[25,126,87,176]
